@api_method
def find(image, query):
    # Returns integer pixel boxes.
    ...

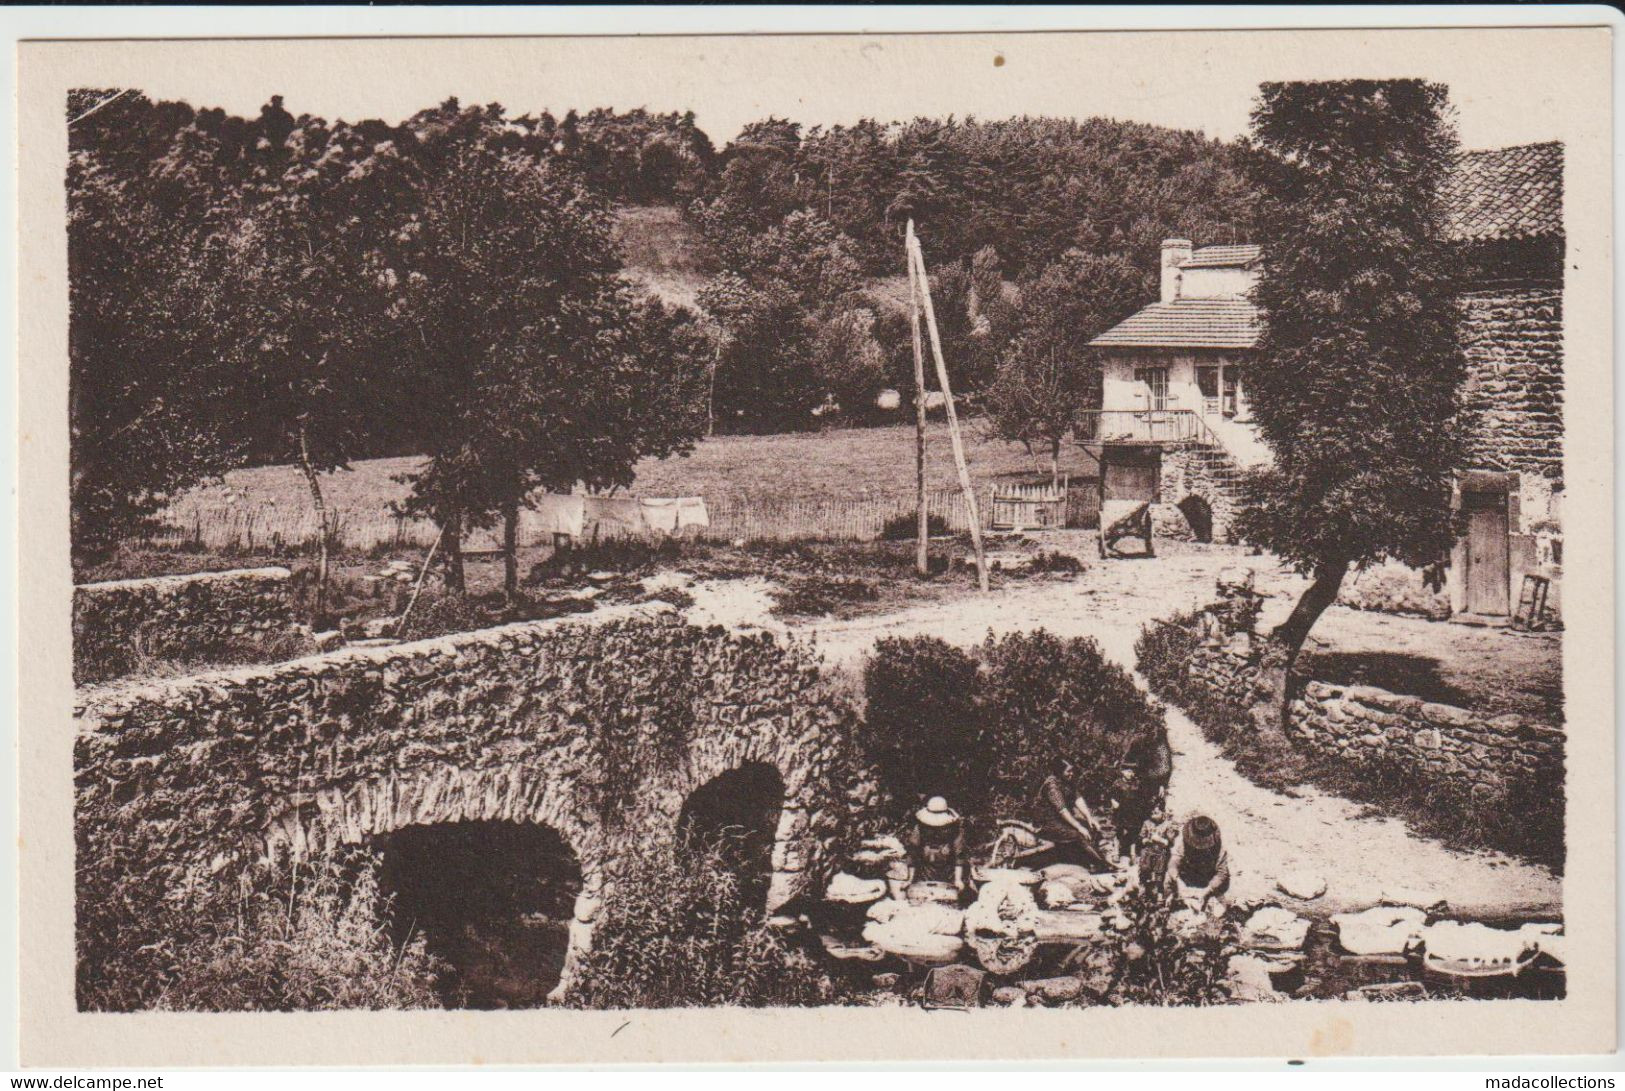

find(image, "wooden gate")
[1463,487,1510,615]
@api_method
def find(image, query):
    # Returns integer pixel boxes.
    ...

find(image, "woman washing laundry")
[903,796,967,893]
[1166,814,1231,916]
[1033,759,1114,872]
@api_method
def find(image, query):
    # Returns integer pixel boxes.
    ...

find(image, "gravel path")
[687,546,1563,920]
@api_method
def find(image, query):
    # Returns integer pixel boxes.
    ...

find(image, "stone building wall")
[73,567,297,684]
[1460,285,1564,492]
[1151,445,1246,544]
[1163,612,1563,797]
[74,604,865,1007]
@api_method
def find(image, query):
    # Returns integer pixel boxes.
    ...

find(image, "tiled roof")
[1441,142,1563,242]
[1089,299,1260,350]
[1180,244,1262,269]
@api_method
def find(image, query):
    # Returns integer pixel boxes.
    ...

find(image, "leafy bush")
[81,847,446,1012]
[979,630,1165,812]
[770,574,879,618]
[567,839,843,1009]
[858,630,1167,816]
[1097,886,1236,1006]
[528,536,693,583]
[879,511,949,541]
[1024,550,1085,575]
[1133,610,1204,702]
[860,636,988,807]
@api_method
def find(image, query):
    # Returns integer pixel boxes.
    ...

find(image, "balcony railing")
[1076,409,1222,447]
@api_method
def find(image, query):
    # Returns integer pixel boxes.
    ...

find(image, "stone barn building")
[1087,141,1564,620]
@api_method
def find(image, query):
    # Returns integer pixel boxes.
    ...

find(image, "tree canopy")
[1235,79,1469,722]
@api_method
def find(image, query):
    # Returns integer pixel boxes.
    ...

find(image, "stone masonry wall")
[73,567,297,685]
[74,605,864,1008]
[1152,446,1244,544]
[1170,615,1563,797]
[1461,286,1563,486]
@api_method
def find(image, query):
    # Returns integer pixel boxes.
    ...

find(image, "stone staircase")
[1163,440,1250,542]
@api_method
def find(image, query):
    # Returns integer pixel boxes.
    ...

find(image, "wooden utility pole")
[907,221,989,593]
[909,227,930,577]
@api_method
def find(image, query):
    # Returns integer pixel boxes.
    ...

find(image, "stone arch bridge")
[74,604,861,1004]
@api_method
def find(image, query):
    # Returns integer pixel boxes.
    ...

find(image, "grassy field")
[613,205,713,312]
[174,421,1100,515]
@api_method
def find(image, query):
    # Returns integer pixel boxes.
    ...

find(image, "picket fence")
[146,483,1099,555]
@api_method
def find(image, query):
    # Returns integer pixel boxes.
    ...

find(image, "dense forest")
[691,114,1256,279]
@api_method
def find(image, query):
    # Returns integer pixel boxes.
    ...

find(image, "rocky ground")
[673,534,1563,920]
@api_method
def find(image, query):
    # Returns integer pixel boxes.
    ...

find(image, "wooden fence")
[145,482,1099,555]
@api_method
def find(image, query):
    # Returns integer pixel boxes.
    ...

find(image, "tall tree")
[67,92,250,563]
[984,249,1146,482]
[697,210,867,430]
[222,105,414,616]
[392,103,707,596]
[1236,79,1468,731]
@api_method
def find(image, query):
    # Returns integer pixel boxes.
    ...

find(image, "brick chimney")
[1160,238,1193,303]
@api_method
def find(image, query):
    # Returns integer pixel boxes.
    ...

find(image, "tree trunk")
[443,510,466,595]
[296,421,330,622]
[707,356,719,438]
[1050,439,1061,490]
[1250,559,1349,738]
[502,501,520,602]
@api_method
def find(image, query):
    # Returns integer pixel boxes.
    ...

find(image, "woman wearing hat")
[903,796,967,893]
[1165,814,1230,916]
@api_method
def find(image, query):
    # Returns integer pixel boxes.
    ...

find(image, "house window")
[1196,366,1220,415]
[1197,365,1240,418]
[1133,366,1169,412]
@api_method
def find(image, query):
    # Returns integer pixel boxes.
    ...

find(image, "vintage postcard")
[14,16,1616,1066]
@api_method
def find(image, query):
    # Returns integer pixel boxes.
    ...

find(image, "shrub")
[770,574,879,618]
[1024,550,1085,576]
[857,630,1167,817]
[979,629,1165,813]
[1097,886,1236,1006]
[528,536,692,584]
[860,636,988,808]
[567,838,844,1009]
[1133,610,1204,701]
[393,591,490,642]
[878,511,949,541]
[82,847,446,1012]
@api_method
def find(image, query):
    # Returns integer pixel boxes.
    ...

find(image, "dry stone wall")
[74,604,864,1007]
[1164,613,1563,797]
[73,567,297,684]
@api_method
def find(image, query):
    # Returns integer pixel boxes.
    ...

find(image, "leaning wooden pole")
[908,223,989,593]
[908,225,930,577]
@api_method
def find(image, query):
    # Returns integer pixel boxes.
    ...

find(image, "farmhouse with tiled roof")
[1086,142,1563,619]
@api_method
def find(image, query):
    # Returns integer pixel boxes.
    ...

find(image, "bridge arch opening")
[676,762,785,911]
[1177,495,1215,544]
[377,820,582,1009]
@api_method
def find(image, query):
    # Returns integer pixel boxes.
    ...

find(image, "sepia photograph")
[11,11,1616,1069]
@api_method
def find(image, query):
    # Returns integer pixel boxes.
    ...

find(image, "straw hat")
[916,796,960,827]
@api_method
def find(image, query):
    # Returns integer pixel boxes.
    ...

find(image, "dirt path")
[720,548,1565,920]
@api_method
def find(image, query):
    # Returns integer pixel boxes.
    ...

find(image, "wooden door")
[1103,449,1161,502]
[1463,488,1510,615]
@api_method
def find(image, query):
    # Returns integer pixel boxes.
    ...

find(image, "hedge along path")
[792,548,1562,919]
